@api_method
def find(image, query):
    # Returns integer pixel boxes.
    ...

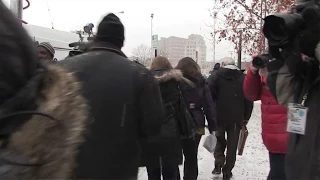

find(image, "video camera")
[252,54,273,69]
[263,0,320,48]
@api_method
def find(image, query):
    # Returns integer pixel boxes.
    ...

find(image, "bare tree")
[132,44,152,66]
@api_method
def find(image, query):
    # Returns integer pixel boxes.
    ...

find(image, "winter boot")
[223,172,233,180]
[212,164,222,174]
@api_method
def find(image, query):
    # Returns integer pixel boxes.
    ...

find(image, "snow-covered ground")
[138,101,269,180]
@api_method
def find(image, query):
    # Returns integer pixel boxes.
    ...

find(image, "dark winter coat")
[141,69,192,167]
[243,70,288,153]
[207,65,253,125]
[59,42,164,179]
[1,63,88,179]
[267,57,320,179]
[182,74,217,133]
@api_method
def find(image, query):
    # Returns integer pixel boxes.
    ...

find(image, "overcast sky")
[3,0,242,62]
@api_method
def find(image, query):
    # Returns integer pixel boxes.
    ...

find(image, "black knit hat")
[95,13,125,48]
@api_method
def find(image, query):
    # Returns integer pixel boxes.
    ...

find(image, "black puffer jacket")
[59,42,164,179]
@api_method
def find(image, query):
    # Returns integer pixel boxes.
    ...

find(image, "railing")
[19,0,30,24]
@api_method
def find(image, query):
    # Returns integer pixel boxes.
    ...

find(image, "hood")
[7,63,88,178]
[218,65,243,80]
[153,69,194,86]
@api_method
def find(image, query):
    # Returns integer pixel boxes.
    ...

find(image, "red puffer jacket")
[243,70,289,153]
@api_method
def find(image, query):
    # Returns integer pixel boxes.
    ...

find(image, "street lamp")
[116,11,125,14]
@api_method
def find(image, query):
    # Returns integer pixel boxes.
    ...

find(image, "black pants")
[181,134,202,180]
[267,152,286,180]
[146,155,180,180]
[214,124,241,173]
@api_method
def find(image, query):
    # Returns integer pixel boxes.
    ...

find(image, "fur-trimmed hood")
[153,69,194,86]
[5,63,88,179]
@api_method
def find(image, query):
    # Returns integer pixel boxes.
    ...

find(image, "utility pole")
[238,30,243,70]
[151,13,154,47]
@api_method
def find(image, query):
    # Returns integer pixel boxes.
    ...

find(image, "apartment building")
[158,34,206,67]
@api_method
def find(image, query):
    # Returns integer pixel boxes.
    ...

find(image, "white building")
[158,34,206,67]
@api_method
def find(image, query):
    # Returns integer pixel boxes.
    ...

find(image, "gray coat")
[267,58,320,179]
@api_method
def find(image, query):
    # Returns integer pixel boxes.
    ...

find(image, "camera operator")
[263,0,320,179]
[243,55,288,180]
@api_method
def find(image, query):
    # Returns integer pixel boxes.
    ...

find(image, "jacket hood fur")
[7,63,88,179]
[154,69,194,86]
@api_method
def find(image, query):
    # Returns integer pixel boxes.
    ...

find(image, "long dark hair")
[176,57,202,79]
[0,1,48,137]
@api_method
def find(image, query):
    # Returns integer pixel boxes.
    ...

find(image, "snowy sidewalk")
[138,102,269,180]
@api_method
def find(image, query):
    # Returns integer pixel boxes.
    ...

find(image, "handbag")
[237,125,249,155]
[177,86,200,139]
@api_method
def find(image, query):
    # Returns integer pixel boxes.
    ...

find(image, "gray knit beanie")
[37,42,55,57]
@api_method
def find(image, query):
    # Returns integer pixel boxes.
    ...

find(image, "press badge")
[287,103,308,135]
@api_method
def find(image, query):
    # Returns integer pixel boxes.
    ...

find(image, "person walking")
[207,58,253,180]
[176,57,217,180]
[59,13,164,179]
[143,56,192,180]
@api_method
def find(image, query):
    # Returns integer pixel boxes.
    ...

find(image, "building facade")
[158,34,206,67]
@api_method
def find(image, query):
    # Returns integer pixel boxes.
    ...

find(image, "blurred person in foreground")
[142,56,193,180]
[0,2,87,178]
[207,58,253,180]
[37,42,57,61]
[265,0,320,178]
[176,57,217,180]
[59,13,164,179]
[243,59,288,180]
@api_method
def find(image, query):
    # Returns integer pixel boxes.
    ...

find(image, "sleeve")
[207,72,218,97]
[241,74,254,121]
[243,69,262,101]
[244,98,254,121]
[202,84,217,133]
[138,70,164,137]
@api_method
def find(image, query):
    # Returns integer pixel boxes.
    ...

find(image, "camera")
[263,1,320,47]
[252,54,272,69]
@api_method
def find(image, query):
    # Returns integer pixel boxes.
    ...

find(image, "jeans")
[181,134,202,180]
[267,152,286,180]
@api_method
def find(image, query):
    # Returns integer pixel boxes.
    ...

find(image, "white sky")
[3,0,239,62]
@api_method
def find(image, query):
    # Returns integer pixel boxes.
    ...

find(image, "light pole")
[115,11,125,14]
[151,13,154,48]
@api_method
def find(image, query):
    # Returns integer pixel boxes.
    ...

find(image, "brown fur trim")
[8,63,88,179]
[154,69,194,86]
